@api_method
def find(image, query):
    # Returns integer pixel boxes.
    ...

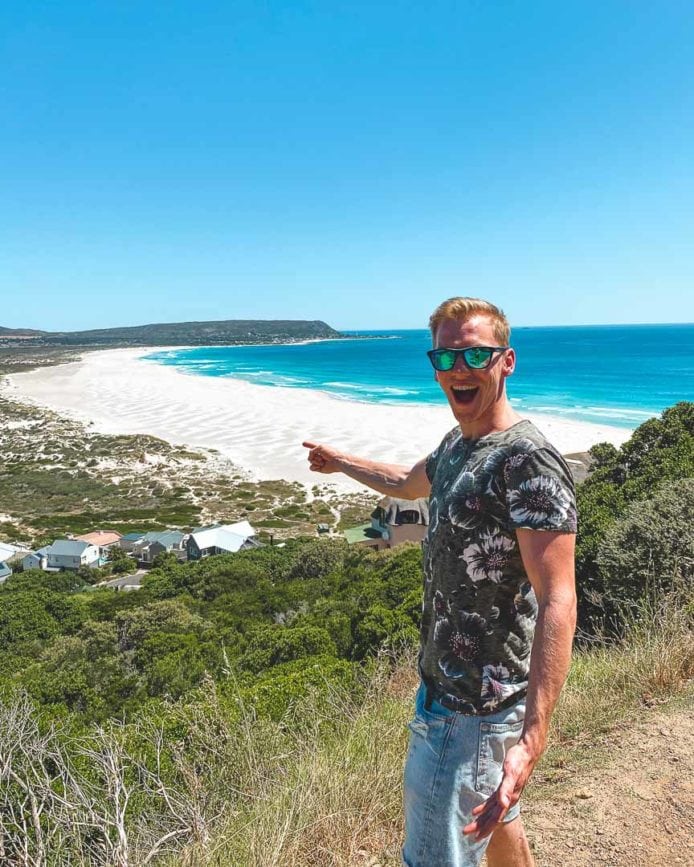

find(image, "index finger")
[463,794,507,840]
[302,441,319,450]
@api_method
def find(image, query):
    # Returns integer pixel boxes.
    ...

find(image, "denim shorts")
[402,682,526,867]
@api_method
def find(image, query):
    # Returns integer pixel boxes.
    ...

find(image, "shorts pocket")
[475,719,524,796]
[412,683,455,724]
[408,704,453,737]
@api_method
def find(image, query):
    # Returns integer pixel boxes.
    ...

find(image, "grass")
[541,594,694,777]
[163,593,693,866]
[163,665,413,867]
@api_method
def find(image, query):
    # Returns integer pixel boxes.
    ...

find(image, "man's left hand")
[462,740,538,840]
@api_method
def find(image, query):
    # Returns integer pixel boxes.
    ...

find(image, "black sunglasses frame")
[426,346,509,372]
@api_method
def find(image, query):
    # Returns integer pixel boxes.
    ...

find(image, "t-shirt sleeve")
[505,446,578,532]
[425,427,457,484]
[425,444,441,484]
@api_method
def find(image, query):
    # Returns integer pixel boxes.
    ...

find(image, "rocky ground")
[525,701,694,866]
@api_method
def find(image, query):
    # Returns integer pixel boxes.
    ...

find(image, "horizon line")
[340,321,693,331]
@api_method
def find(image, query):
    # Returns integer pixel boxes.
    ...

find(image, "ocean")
[145,323,693,429]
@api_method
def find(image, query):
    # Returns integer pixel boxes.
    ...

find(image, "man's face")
[433,315,515,433]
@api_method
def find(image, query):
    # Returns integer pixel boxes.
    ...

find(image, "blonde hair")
[429,297,510,345]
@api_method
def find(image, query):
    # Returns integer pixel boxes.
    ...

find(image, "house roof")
[373,497,430,526]
[22,547,50,561]
[343,523,384,545]
[76,530,122,546]
[121,532,146,542]
[140,530,185,547]
[189,521,256,553]
[48,539,95,557]
[0,542,29,561]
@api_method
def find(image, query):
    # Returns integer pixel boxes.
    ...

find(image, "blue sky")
[2,1,694,330]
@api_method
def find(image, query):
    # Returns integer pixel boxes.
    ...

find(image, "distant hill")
[0,326,49,338]
[0,319,342,347]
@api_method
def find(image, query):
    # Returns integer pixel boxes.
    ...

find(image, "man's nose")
[452,354,469,373]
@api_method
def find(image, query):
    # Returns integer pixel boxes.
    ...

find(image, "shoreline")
[4,347,635,492]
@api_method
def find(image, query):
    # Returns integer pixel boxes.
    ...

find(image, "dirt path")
[524,703,694,866]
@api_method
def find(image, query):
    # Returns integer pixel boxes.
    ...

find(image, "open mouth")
[450,385,479,405]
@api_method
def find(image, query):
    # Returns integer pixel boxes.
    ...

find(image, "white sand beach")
[5,348,634,492]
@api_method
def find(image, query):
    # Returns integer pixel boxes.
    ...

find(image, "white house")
[0,541,31,582]
[46,540,100,571]
[0,541,30,564]
[186,521,258,561]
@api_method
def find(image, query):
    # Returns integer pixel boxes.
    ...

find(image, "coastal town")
[0,496,431,589]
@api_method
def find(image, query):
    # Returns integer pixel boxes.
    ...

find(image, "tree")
[108,546,134,575]
[352,604,418,659]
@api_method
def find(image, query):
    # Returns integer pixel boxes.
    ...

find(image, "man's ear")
[502,348,516,377]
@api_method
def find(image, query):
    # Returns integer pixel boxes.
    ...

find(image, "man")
[303,297,577,867]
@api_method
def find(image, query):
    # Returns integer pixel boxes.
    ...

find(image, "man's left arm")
[463,529,577,840]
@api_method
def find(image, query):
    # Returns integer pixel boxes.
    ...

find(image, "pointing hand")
[302,441,343,474]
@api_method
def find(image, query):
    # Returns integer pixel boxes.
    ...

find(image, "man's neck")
[458,400,523,440]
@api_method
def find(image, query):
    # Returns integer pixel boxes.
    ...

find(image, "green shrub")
[238,625,337,674]
[287,537,347,580]
[240,655,357,721]
[352,604,419,659]
[576,401,693,631]
[596,479,694,619]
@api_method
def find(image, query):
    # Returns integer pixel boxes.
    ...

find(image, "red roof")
[75,530,122,546]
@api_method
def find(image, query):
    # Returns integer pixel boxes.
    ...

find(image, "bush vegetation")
[576,401,693,630]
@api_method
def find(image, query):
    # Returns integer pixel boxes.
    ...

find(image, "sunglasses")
[426,346,509,372]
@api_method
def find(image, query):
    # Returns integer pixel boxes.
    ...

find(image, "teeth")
[452,386,477,392]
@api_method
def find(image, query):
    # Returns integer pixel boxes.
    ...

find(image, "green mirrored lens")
[435,349,457,370]
[464,347,493,368]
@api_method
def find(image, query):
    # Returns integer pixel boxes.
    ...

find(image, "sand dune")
[6,348,633,492]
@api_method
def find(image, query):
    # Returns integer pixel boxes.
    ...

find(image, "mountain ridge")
[0,319,342,347]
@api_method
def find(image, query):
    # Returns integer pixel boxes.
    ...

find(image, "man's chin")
[447,394,478,418]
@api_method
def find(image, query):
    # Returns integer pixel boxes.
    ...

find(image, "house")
[76,530,123,564]
[186,521,258,561]
[119,532,146,554]
[0,541,30,565]
[46,540,100,571]
[133,530,187,564]
[76,530,122,549]
[0,541,31,581]
[343,497,429,550]
[21,546,50,571]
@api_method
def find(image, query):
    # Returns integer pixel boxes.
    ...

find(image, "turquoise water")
[145,324,693,428]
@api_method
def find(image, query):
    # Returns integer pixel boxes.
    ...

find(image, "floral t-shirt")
[420,419,577,715]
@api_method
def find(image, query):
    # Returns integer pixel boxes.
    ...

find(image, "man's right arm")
[302,441,431,499]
